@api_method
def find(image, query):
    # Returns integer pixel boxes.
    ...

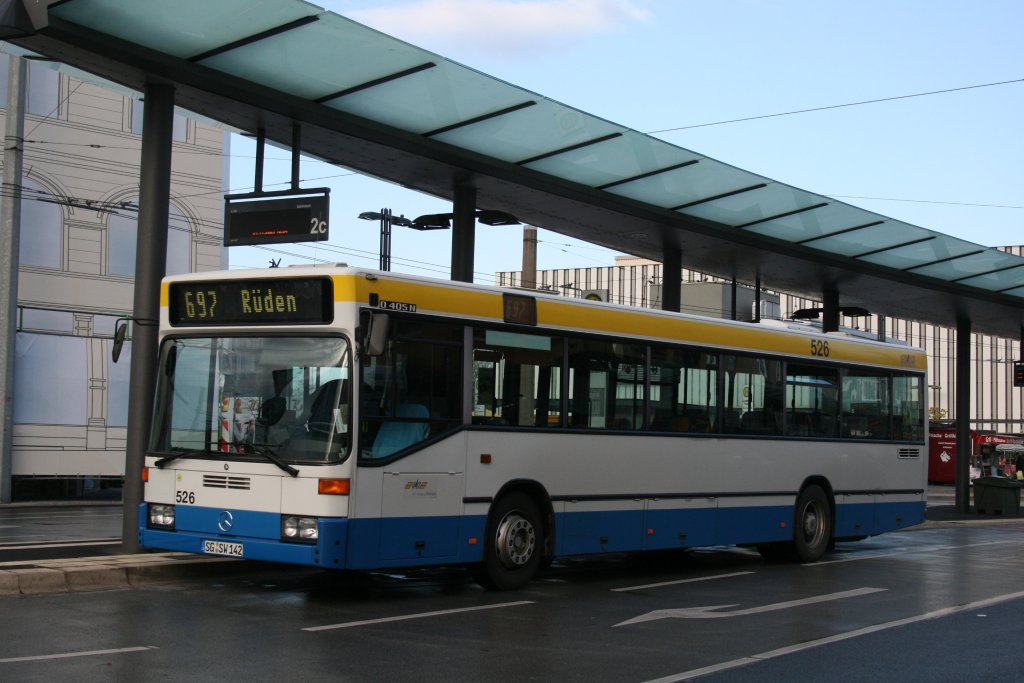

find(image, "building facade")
[1,54,226,496]
[499,248,1024,433]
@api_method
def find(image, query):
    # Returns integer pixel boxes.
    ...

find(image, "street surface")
[0,506,121,562]
[1,489,1023,681]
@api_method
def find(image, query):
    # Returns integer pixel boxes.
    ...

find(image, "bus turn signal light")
[318,478,350,495]
[141,468,149,483]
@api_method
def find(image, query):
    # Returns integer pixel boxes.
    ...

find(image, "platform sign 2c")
[224,189,329,247]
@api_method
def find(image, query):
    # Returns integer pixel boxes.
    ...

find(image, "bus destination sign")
[168,277,334,326]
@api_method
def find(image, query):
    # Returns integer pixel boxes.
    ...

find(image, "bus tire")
[471,492,543,591]
[793,484,831,563]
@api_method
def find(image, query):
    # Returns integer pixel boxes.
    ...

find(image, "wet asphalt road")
[3,524,1024,682]
[2,489,1024,681]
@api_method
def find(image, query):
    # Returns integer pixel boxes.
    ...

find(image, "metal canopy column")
[731,279,738,320]
[754,275,762,323]
[451,185,476,283]
[955,317,971,513]
[0,54,25,504]
[823,285,840,333]
[122,83,174,550]
[661,248,681,312]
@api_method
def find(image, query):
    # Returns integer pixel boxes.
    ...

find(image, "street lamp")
[358,208,520,272]
[358,209,447,271]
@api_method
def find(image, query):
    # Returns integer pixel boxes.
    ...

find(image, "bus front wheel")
[793,484,831,563]
[471,492,543,590]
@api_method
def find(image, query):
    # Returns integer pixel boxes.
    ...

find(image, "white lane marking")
[0,646,157,664]
[616,587,885,627]
[0,540,121,553]
[643,589,1024,682]
[816,539,1017,565]
[303,600,534,632]
[611,571,755,592]
[0,512,121,521]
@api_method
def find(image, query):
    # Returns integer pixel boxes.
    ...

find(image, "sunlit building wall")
[0,53,226,492]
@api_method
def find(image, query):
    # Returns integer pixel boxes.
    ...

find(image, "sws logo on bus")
[404,480,436,498]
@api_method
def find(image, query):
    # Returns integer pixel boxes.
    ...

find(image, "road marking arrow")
[614,587,886,627]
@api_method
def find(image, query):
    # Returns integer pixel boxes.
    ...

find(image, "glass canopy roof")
[49,0,1024,302]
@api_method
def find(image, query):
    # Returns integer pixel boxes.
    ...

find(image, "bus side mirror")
[111,321,129,363]
[360,311,389,357]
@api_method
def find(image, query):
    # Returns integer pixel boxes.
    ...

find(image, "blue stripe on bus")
[835,500,926,537]
[174,504,281,539]
[139,499,926,571]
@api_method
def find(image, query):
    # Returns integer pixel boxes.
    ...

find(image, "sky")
[226,0,1024,285]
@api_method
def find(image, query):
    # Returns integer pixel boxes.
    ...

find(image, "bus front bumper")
[138,504,348,568]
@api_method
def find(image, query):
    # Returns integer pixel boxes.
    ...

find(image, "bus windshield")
[149,336,351,464]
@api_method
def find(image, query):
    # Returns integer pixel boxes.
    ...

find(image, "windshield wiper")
[153,446,214,468]
[249,444,299,477]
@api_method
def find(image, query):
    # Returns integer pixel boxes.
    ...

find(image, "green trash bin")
[973,476,1022,515]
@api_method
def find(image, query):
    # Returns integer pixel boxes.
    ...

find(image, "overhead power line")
[828,195,1024,210]
[647,77,1024,134]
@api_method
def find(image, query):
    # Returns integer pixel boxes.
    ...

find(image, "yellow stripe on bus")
[158,274,922,371]
[337,274,925,371]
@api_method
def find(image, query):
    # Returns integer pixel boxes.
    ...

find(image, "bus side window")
[472,329,562,428]
[360,317,462,458]
[841,371,892,440]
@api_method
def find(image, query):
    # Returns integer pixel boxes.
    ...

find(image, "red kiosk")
[928,423,1024,483]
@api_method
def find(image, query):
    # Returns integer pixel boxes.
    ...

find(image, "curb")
[0,553,249,597]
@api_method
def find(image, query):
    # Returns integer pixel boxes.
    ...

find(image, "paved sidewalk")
[924,483,1024,525]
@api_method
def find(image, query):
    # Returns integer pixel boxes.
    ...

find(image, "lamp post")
[357,209,418,271]
[358,209,520,273]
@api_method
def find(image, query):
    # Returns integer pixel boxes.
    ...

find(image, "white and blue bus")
[140,265,927,589]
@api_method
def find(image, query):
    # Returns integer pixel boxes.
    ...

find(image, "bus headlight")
[149,504,176,529]
[282,516,318,543]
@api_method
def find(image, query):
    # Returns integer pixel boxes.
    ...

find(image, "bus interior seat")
[740,410,777,434]
[284,380,343,460]
[257,396,286,427]
[305,380,342,432]
[370,403,429,458]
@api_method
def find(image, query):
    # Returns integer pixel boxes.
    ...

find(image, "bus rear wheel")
[471,492,543,591]
[793,485,831,563]
[757,485,832,563]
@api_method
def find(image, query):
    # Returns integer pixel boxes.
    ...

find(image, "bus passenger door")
[379,469,464,561]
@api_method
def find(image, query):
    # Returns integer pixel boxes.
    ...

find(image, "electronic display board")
[224,192,329,246]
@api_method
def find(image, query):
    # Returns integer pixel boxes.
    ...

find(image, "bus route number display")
[503,293,537,326]
[168,278,333,326]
